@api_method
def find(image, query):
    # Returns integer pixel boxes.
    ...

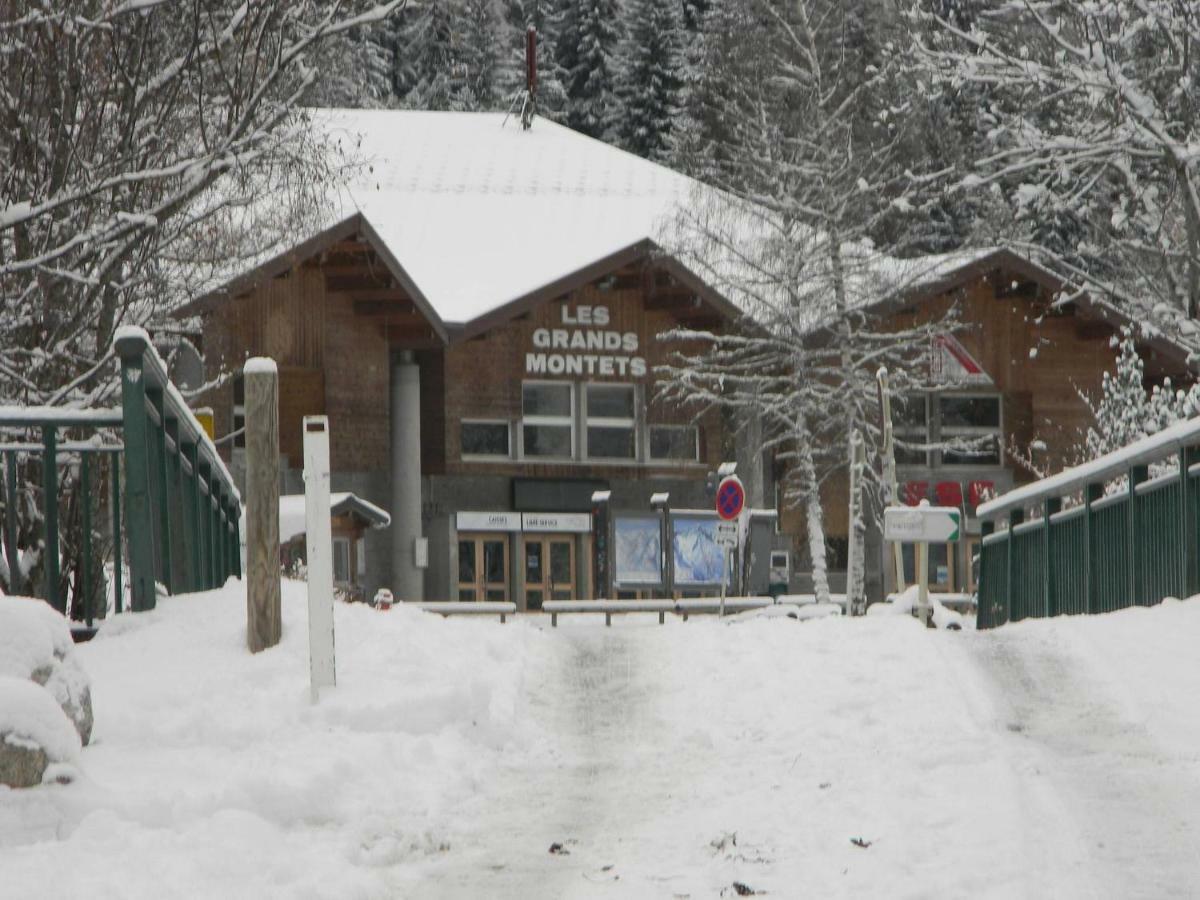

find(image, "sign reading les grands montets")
[526,305,648,378]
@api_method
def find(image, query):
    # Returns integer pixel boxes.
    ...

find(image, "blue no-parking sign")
[716,475,745,521]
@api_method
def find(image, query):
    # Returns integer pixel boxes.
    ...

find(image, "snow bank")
[0,580,558,897]
[0,677,81,767]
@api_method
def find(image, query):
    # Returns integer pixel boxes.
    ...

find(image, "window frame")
[584,382,638,461]
[648,423,699,463]
[894,394,930,467]
[936,393,1003,468]
[520,380,576,460]
[460,418,512,460]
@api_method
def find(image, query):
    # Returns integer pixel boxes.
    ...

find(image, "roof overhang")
[172,214,450,344]
[872,247,1199,375]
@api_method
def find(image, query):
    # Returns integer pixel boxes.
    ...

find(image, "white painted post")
[303,416,337,702]
[846,429,866,616]
[916,540,931,627]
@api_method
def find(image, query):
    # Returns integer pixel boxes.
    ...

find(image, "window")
[939,395,1001,466]
[649,425,698,462]
[585,384,636,459]
[356,538,366,578]
[461,420,510,458]
[894,395,928,466]
[333,537,351,584]
[522,382,574,458]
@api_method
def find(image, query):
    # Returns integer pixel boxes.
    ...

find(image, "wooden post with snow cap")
[303,416,336,700]
[245,357,281,653]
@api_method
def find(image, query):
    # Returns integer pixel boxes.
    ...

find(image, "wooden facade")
[779,253,1196,596]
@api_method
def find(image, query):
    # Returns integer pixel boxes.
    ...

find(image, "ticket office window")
[457,534,510,602]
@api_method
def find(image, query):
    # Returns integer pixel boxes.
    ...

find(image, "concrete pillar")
[390,352,424,600]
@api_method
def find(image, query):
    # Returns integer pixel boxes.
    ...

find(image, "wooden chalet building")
[794,248,1199,601]
[176,110,778,606]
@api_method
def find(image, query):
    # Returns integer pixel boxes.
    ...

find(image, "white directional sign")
[715,520,738,549]
[883,505,961,543]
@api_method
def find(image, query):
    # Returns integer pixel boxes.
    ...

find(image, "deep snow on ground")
[3,582,1200,899]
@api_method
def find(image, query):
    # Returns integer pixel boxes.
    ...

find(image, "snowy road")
[6,587,1200,899]
[963,625,1200,899]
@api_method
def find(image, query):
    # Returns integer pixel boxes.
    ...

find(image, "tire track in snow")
[406,625,647,899]
[966,629,1200,899]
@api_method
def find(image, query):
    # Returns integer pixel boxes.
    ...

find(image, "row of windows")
[895,394,1002,467]
[461,381,700,463]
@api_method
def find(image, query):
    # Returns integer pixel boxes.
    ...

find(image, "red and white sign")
[716,475,746,521]
[930,335,992,387]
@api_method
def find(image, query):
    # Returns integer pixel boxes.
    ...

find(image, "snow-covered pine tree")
[308,19,398,108]
[1082,329,1200,462]
[395,1,467,110]
[460,0,503,111]
[551,0,622,138]
[498,0,566,118]
[611,0,686,161]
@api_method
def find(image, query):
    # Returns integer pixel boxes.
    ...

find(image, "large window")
[522,382,574,458]
[333,537,351,584]
[894,396,928,466]
[939,395,1001,465]
[461,420,510,458]
[585,384,636,460]
[649,425,698,462]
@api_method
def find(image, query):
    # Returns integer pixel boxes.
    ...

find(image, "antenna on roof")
[502,26,538,131]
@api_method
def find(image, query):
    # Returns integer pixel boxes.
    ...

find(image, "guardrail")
[0,328,241,622]
[413,601,515,622]
[543,597,779,627]
[976,416,1200,629]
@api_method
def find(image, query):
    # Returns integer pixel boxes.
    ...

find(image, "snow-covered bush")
[1081,329,1200,463]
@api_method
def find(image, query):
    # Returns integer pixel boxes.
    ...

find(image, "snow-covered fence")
[0,330,241,622]
[976,417,1200,629]
[115,328,241,612]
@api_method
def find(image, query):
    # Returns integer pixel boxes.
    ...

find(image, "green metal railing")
[0,328,241,621]
[977,419,1200,629]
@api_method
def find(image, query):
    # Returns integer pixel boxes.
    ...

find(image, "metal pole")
[42,426,61,613]
[6,450,20,595]
[112,455,123,614]
[81,453,93,625]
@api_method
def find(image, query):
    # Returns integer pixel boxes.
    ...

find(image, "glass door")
[523,534,575,610]
[457,534,509,602]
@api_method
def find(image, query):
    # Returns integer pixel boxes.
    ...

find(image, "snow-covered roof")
[275,493,391,544]
[181,110,707,332]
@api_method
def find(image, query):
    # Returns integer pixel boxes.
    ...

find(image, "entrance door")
[523,534,575,610]
[457,533,509,602]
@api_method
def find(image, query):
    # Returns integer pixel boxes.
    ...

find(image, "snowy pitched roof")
[179,109,719,333]
[274,493,390,545]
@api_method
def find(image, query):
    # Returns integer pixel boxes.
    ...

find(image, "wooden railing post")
[1044,496,1061,617]
[244,358,281,653]
[1183,447,1200,598]
[197,460,212,589]
[164,416,185,593]
[148,389,173,594]
[41,425,61,613]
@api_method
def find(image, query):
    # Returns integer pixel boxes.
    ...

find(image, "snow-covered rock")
[0,596,93,745]
[0,676,81,788]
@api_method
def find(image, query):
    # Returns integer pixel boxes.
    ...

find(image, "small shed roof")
[276,493,391,544]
